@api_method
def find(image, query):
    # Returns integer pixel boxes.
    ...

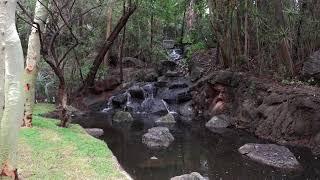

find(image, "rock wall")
[192,70,320,155]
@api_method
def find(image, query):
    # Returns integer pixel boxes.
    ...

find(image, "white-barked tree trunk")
[23,0,49,127]
[0,0,25,178]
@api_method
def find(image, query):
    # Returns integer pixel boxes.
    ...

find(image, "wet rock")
[85,128,104,138]
[169,82,189,89]
[142,127,174,149]
[141,98,168,116]
[171,172,205,180]
[128,86,145,99]
[145,72,158,82]
[166,71,180,78]
[113,111,134,123]
[155,76,168,87]
[143,83,157,97]
[239,143,302,171]
[158,60,177,75]
[205,115,231,133]
[155,113,176,126]
[159,88,192,104]
[302,50,320,80]
[112,93,127,107]
[179,102,195,124]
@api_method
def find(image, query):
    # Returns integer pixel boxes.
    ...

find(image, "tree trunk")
[244,0,249,58]
[104,4,113,65]
[83,5,136,89]
[23,0,49,128]
[118,0,126,83]
[58,81,68,127]
[0,0,24,178]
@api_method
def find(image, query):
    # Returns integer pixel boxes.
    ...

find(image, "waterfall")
[161,99,176,115]
[102,96,115,112]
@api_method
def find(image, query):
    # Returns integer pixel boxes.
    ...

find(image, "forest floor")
[17,103,129,180]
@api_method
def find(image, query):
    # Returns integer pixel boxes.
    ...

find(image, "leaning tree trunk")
[0,0,25,178]
[83,5,136,89]
[23,0,49,128]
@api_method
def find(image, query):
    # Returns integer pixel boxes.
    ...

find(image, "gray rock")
[302,50,320,80]
[171,172,205,180]
[239,143,302,171]
[85,128,104,138]
[112,93,127,107]
[141,98,168,116]
[142,127,174,149]
[166,70,180,78]
[113,111,134,123]
[155,113,176,125]
[128,86,145,99]
[206,115,231,129]
[190,66,204,82]
[179,102,195,124]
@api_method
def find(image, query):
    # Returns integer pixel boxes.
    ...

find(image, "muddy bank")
[192,70,320,155]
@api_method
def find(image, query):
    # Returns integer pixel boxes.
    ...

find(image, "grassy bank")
[18,103,128,180]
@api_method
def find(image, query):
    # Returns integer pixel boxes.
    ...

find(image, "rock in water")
[85,128,104,138]
[155,113,176,126]
[128,86,145,99]
[171,172,205,180]
[238,143,302,171]
[142,127,174,149]
[205,115,231,130]
[113,111,134,123]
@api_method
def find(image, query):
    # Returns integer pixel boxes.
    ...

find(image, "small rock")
[155,113,176,125]
[142,127,174,149]
[113,111,134,123]
[171,172,205,180]
[238,143,302,171]
[85,128,104,138]
[206,115,231,129]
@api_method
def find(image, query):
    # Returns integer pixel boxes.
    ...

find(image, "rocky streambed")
[70,58,320,179]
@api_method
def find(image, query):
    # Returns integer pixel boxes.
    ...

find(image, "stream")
[73,51,320,179]
[99,121,320,180]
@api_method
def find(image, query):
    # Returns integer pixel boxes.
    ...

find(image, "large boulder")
[141,98,168,116]
[128,86,145,99]
[155,113,176,126]
[239,143,302,171]
[112,93,128,108]
[302,50,320,80]
[113,111,134,123]
[171,172,205,180]
[142,127,174,149]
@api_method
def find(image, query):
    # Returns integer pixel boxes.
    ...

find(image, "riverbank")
[17,103,129,180]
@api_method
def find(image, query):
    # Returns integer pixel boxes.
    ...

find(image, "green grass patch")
[18,103,128,180]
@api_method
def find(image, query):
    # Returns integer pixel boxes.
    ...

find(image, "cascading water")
[102,96,115,112]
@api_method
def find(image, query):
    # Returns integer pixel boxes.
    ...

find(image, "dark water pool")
[100,123,320,180]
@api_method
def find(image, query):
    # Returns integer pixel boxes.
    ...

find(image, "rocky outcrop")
[171,172,205,180]
[302,50,320,80]
[239,143,302,171]
[113,111,134,123]
[193,70,320,155]
[142,127,174,149]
